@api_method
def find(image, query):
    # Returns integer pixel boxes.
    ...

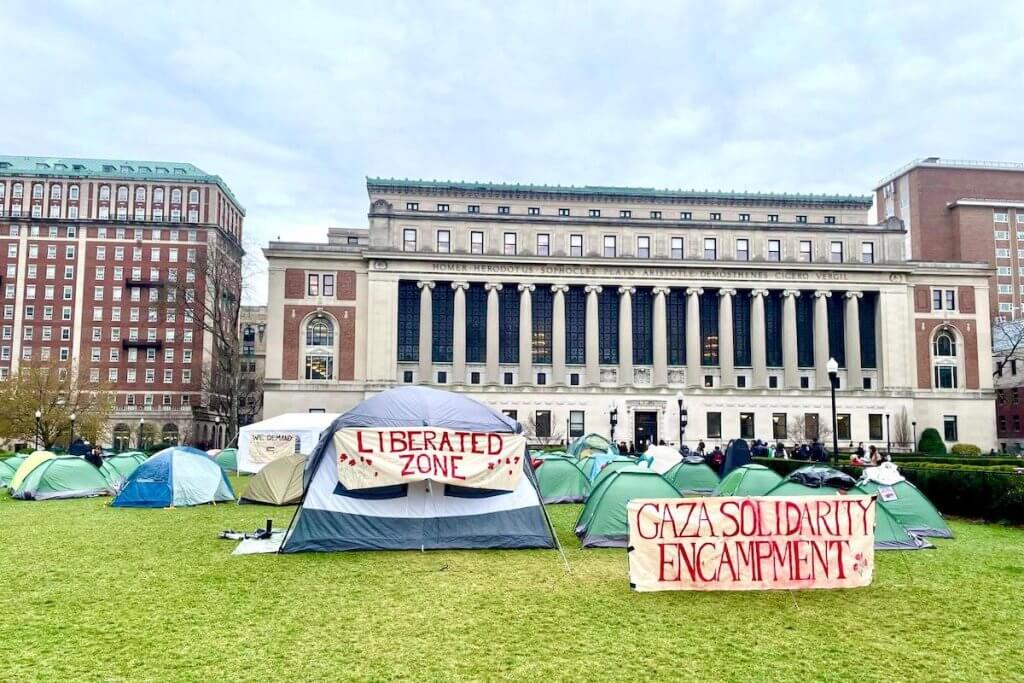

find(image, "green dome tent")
[589,456,640,487]
[534,456,591,504]
[100,452,147,488]
[663,458,720,494]
[567,433,619,459]
[714,464,783,496]
[239,454,305,506]
[0,455,26,488]
[10,456,114,500]
[9,451,57,492]
[766,466,932,550]
[575,467,682,547]
[857,465,952,539]
[214,448,238,472]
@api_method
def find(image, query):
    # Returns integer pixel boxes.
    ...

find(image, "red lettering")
[488,434,503,455]
[658,542,680,581]
[636,502,662,540]
[399,453,415,476]
[355,431,373,453]
[437,431,453,451]
[719,501,740,537]
[450,455,465,480]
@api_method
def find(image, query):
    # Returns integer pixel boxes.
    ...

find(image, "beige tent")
[239,454,305,506]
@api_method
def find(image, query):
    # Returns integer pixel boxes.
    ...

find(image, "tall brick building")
[0,155,244,448]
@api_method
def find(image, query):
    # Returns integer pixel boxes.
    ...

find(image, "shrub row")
[751,458,1024,524]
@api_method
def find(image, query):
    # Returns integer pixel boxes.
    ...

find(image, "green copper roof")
[0,155,244,213]
[367,177,872,207]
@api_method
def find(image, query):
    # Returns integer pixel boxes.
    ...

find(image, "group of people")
[677,438,890,473]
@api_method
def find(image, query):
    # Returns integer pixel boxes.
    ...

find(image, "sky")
[3,0,1024,304]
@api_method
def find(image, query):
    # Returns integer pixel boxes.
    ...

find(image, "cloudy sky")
[3,1,1023,302]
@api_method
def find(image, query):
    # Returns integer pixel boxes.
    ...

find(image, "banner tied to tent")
[334,428,527,491]
[627,495,876,592]
[249,433,297,464]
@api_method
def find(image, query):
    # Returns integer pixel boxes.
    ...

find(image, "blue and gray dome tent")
[111,447,235,508]
[280,386,557,553]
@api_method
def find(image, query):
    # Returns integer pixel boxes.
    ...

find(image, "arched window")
[113,423,131,451]
[154,188,164,202]
[117,186,128,201]
[69,185,79,200]
[12,182,23,198]
[135,187,146,201]
[188,189,199,203]
[50,185,62,199]
[934,331,956,357]
[932,328,959,389]
[98,185,110,200]
[306,317,333,346]
[162,423,180,445]
[171,188,182,203]
[304,316,335,380]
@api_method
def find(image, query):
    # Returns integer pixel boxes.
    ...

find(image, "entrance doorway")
[634,411,658,453]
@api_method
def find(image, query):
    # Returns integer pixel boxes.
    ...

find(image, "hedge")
[752,458,1024,524]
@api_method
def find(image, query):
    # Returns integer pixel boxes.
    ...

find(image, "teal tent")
[575,468,682,547]
[663,457,719,494]
[10,456,113,500]
[535,456,590,503]
[587,456,638,485]
[214,448,238,472]
[714,464,783,496]
[567,433,619,459]
[100,452,147,488]
[0,455,26,487]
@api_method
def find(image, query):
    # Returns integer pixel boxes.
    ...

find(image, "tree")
[891,407,912,450]
[521,413,563,447]
[992,320,1024,377]
[0,364,116,449]
[788,413,831,444]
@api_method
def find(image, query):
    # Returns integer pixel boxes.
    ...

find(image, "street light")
[138,418,144,450]
[911,420,918,453]
[885,413,891,456]
[675,391,686,448]
[214,415,221,449]
[69,412,76,449]
[34,409,42,450]
[827,357,840,467]
[609,403,618,443]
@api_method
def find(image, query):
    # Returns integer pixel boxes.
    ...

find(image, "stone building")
[263,176,996,450]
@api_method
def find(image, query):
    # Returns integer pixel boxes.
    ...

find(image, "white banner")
[249,433,297,464]
[335,428,526,491]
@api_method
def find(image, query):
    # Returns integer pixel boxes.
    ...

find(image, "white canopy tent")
[237,412,339,473]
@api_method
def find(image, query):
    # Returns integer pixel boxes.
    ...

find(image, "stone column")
[417,281,434,383]
[718,288,736,388]
[652,286,669,386]
[518,284,534,384]
[814,290,831,388]
[686,287,703,387]
[782,289,800,389]
[750,289,768,389]
[451,282,469,385]
[484,283,502,384]
[585,285,602,385]
[845,291,863,390]
[618,286,635,386]
[551,284,569,385]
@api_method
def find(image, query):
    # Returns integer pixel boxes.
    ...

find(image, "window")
[945,290,956,310]
[739,413,755,439]
[305,317,335,380]
[436,230,451,253]
[568,410,585,438]
[943,415,958,442]
[710,212,721,221]
[503,232,517,255]
[994,211,1009,223]
[498,206,510,215]
[772,413,787,440]
[569,234,583,256]
[322,274,334,297]
[996,248,1010,258]
[995,230,1010,240]
[862,242,875,264]
[307,273,319,297]
[836,414,851,441]
[406,202,418,211]
[620,210,632,218]
[650,211,662,219]
[603,235,616,257]
[934,365,958,389]
[403,228,417,251]
[707,412,722,439]
[589,209,601,217]
[534,410,552,438]
[436,203,449,212]
[768,214,779,222]
[934,330,956,357]
[830,241,844,263]
[768,239,781,262]
[680,211,692,220]
[559,208,570,216]
[636,236,650,258]
[739,213,750,222]
[470,231,484,254]
[736,238,749,261]
[671,237,684,259]
[703,238,717,260]
[867,414,883,441]
[528,207,540,216]
[796,215,808,223]
[824,216,836,224]
[536,372,547,386]
[467,204,479,214]
[536,234,550,256]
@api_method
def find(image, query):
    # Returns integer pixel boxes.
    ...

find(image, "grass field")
[1,475,1021,682]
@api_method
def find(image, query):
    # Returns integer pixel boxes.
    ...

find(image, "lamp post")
[138,418,144,450]
[69,412,76,449]
[609,403,618,443]
[911,420,917,453]
[827,358,839,467]
[34,409,42,450]
[214,415,221,449]
[675,391,685,448]
[885,413,891,456]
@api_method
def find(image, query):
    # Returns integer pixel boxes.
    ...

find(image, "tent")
[575,467,682,548]
[99,452,147,487]
[714,464,783,496]
[644,445,681,474]
[721,439,752,478]
[664,456,720,494]
[0,455,26,487]
[589,456,639,486]
[280,386,556,552]
[534,456,590,503]
[766,466,932,550]
[8,451,56,492]
[567,433,620,459]
[112,447,235,508]
[240,454,305,506]
[10,456,113,500]
[238,412,339,473]
[858,464,952,538]
[214,448,238,473]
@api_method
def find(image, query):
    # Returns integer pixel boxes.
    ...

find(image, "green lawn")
[1,476,1021,682]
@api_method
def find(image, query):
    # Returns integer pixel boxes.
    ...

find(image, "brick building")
[240,304,267,426]
[0,155,244,448]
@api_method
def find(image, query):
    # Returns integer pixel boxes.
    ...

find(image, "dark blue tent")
[112,447,234,508]
[721,439,752,478]
[281,387,555,553]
